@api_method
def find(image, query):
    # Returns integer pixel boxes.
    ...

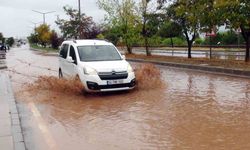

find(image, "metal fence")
[120,48,246,61]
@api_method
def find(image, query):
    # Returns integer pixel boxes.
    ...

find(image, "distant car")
[58,39,136,92]
[0,44,7,52]
[0,44,6,59]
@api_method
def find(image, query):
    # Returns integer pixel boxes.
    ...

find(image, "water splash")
[26,64,164,94]
[135,63,165,90]
[27,76,84,95]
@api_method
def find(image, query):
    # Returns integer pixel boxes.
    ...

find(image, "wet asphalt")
[3,45,250,150]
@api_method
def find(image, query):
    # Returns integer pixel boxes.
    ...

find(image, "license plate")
[107,80,123,85]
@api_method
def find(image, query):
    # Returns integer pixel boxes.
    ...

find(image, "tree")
[220,31,243,45]
[158,21,182,47]
[86,24,102,39]
[160,0,201,58]
[35,24,52,47]
[27,33,39,44]
[199,0,219,34]
[56,6,99,39]
[6,37,15,47]
[139,0,160,56]
[0,33,3,43]
[103,26,122,45]
[203,30,244,45]
[1,37,5,44]
[215,0,250,61]
[98,0,140,54]
[50,30,61,49]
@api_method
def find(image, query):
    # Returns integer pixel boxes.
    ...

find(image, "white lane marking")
[28,102,58,150]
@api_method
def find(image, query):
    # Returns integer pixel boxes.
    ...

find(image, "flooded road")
[4,45,250,150]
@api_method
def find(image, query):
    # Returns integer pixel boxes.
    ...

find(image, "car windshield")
[77,45,122,61]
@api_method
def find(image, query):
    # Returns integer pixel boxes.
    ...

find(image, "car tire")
[59,69,63,78]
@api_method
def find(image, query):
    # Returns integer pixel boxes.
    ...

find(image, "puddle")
[9,47,250,150]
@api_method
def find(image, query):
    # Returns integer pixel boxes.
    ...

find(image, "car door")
[66,45,78,77]
[59,44,69,77]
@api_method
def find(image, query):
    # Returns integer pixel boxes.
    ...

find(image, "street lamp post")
[30,21,42,29]
[78,0,84,39]
[78,0,81,18]
[30,21,42,34]
[32,10,56,24]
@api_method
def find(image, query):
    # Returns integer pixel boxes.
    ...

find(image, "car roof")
[62,39,113,46]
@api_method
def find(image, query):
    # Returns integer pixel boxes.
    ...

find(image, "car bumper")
[79,72,136,92]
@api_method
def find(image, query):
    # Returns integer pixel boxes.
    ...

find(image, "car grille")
[98,71,128,80]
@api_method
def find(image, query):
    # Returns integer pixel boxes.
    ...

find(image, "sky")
[0,0,105,38]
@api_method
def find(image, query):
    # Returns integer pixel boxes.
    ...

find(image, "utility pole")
[30,21,42,34]
[78,0,81,18]
[32,10,56,24]
[78,0,84,39]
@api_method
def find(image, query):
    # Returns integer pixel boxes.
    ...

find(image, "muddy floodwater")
[4,45,250,150]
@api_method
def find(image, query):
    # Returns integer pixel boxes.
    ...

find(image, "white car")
[58,40,136,92]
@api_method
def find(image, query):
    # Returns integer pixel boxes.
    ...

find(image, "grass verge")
[30,44,58,52]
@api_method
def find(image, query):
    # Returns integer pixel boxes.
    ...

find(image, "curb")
[0,64,7,69]
[127,58,250,79]
[0,65,7,69]
[0,60,7,69]
[2,74,26,150]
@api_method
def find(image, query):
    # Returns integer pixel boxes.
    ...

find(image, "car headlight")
[84,67,97,75]
[127,64,134,73]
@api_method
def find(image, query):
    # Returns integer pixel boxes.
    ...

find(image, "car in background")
[0,44,6,59]
[58,40,136,92]
[0,43,7,51]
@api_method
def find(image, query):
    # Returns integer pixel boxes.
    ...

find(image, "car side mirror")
[67,56,74,63]
[122,55,126,60]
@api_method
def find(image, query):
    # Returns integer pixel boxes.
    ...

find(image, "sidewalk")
[0,59,7,69]
[0,73,25,150]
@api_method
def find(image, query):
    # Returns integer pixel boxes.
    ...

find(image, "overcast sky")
[0,0,105,38]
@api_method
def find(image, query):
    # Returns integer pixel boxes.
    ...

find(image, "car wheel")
[59,69,63,78]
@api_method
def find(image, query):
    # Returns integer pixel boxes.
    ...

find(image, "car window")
[59,46,64,57]
[70,45,77,64]
[77,45,122,62]
[60,44,69,59]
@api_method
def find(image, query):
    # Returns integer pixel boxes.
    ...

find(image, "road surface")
[3,45,250,150]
